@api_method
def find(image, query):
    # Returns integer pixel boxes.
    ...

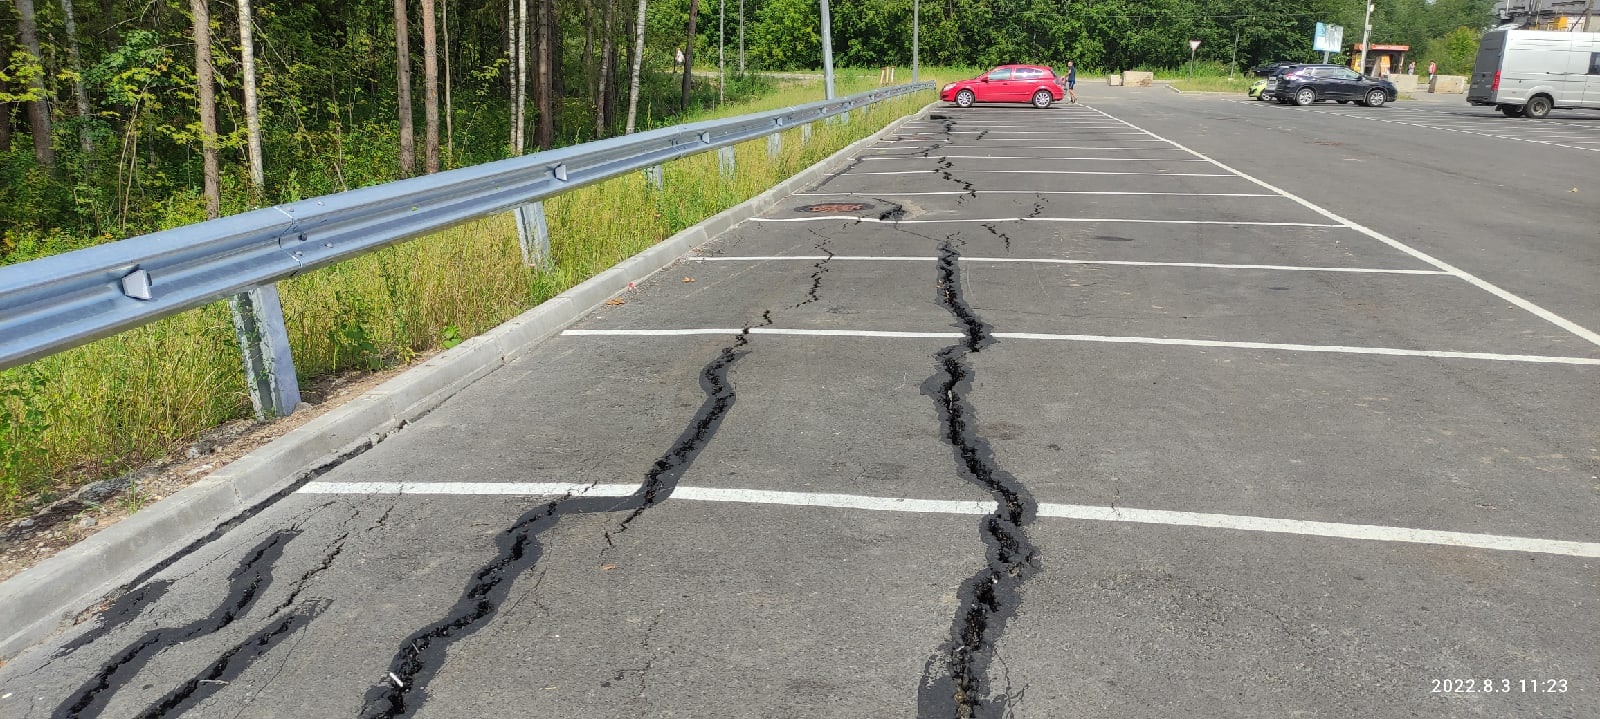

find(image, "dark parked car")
[940,65,1066,108]
[1263,64,1397,107]
[1251,61,1302,77]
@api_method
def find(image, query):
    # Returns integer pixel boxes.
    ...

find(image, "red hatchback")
[940,65,1066,108]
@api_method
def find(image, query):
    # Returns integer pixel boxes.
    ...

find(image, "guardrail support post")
[841,109,850,124]
[767,133,781,159]
[644,164,663,189]
[229,284,300,419]
[515,201,552,269]
[718,146,736,178]
[801,123,812,144]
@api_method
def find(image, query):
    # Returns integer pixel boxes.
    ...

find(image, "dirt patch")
[0,354,435,584]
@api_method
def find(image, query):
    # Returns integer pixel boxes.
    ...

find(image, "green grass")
[0,81,935,520]
[1168,75,1258,93]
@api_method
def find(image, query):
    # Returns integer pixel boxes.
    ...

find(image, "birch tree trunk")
[13,0,55,168]
[59,0,94,164]
[595,0,616,138]
[191,0,221,218]
[624,0,646,134]
[394,0,416,177]
[236,0,265,193]
[421,0,440,173]
[681,0,698,112]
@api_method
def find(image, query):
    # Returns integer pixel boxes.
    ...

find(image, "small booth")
[1348,43,1410,76]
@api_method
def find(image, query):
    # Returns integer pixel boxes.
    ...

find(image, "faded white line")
[295,483,1600,558]
[843,169,1234,177]
[751,215,1344,228]
[1093,105,1600,346]
[692,255,1449,275]
[562,327,1600,365]
[860,155,1208,162]
[795,190,1278,197]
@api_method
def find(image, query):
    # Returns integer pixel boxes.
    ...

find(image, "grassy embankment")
[0,74,935,520]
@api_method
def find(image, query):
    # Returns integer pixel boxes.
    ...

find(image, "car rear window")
[1014,69,1041,80]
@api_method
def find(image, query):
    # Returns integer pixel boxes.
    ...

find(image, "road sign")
[1189,39,1201,50]
[1313,22,1345,53]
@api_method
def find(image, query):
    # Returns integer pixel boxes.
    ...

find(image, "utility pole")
[1229,29,1239,80]
[912,0,920,82]
[820,0,835,99]
[719,0,725,105]
[738,0,745,73]
[1358,0,1374,76]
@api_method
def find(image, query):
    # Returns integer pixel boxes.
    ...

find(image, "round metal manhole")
[795,202,872,213]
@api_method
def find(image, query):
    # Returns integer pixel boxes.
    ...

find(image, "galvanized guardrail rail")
[0,82,933,417]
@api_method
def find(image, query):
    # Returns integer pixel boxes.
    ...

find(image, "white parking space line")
[296,482,1600,558]
[692,255,1449,275]
[845,169,1235,177]
[859,156,1208,162]
[876,143,1177,149]
[561,329,1600,365]
[796,190,1278,197]
[1095,105,1600,347]
[752,215,1344,228]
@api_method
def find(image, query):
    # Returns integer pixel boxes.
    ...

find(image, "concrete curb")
[0,98,933,660]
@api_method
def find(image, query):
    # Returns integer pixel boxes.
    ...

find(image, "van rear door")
[1468,30,1507,104]
[1582,41,1600,107]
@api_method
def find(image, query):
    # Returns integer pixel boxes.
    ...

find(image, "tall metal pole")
[1229,29,1238,79]
[1358,0,1374,76]
[912,0,920,82]
[820,0,835,99]
[739,0,745,71]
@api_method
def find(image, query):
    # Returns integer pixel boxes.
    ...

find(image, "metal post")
[718,146,735,177]
[801,123,813,144]
[1358,0,1374,76]
[739,0,745,72]
[1229,30,1238,80]
[912,0,920,83]
[229,284,300,419]
[767,132,781,159]
[514,201,552,269]
[644,164,663,189]
[820,0,835,99]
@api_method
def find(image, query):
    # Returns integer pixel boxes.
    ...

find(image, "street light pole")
[719,0,725,105]
[820,0,835,98]
[1358,0,1374,75]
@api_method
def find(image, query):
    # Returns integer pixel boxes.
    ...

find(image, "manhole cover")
[796,202,872,213]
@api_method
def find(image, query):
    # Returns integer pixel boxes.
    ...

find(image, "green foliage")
[1428,26,1483,75]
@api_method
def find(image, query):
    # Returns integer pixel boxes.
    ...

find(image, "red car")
[940,65,1066,108]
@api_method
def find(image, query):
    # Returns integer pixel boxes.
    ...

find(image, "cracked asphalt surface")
[2,89,1596,718]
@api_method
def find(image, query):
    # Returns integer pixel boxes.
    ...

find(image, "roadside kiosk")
[1349,43,1410,76]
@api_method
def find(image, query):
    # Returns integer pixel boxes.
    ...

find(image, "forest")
[0,0,1496,265]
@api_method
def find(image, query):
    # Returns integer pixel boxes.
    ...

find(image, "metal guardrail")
[0,81,933,416]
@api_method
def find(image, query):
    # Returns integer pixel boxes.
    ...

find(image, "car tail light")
[1492,71,1500,91]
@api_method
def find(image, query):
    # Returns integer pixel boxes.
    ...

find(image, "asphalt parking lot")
[1,90,1595,719]
[1228,92,1600,152]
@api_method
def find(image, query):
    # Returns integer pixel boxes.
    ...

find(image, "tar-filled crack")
[814,156,865,190]
[916,240,1040,719]
[979,224,1011,253]
[56,530,298,718]
[792,232,836,308]
[359,311,771,719]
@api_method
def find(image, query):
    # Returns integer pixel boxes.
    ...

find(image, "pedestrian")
[1407,60,1415,75]
[1427,60,1436,82]
[1065,60,1077,104]
[675,47,685,69]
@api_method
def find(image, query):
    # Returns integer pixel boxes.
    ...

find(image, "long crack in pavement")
[358,312,774,719]
[915,239,1041,719]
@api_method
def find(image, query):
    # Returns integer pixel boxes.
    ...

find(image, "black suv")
[1263,64,1397,107]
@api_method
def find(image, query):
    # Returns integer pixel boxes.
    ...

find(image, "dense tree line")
[0,0,1494,261]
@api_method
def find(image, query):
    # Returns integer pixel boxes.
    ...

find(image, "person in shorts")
[1065,61,1077,103]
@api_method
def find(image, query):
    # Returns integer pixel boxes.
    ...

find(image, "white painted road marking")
[561,328,1600,365]
[844,169,1234,177]
[692,255,1448,275]
[1092,105,1600,348]
[295,483,1600,558]
[796,190,1278,197]
[751,215,1344,228]
[860,155,1209,162]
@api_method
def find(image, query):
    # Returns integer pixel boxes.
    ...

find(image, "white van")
[1466,29,1600,117]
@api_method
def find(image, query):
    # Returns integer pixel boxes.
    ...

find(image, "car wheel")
[1031,89,1053,109]
[1499,104,1523,117]
[1364,89,1386,107]
[1523,95,1551,119]
[1293,87,1316,106]
[955,89,974,108]
[1255,94,1267,101]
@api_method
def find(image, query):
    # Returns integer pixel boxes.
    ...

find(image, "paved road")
[2,90,1596,718]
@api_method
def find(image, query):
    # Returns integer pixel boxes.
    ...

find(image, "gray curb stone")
[0,99,932,660]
